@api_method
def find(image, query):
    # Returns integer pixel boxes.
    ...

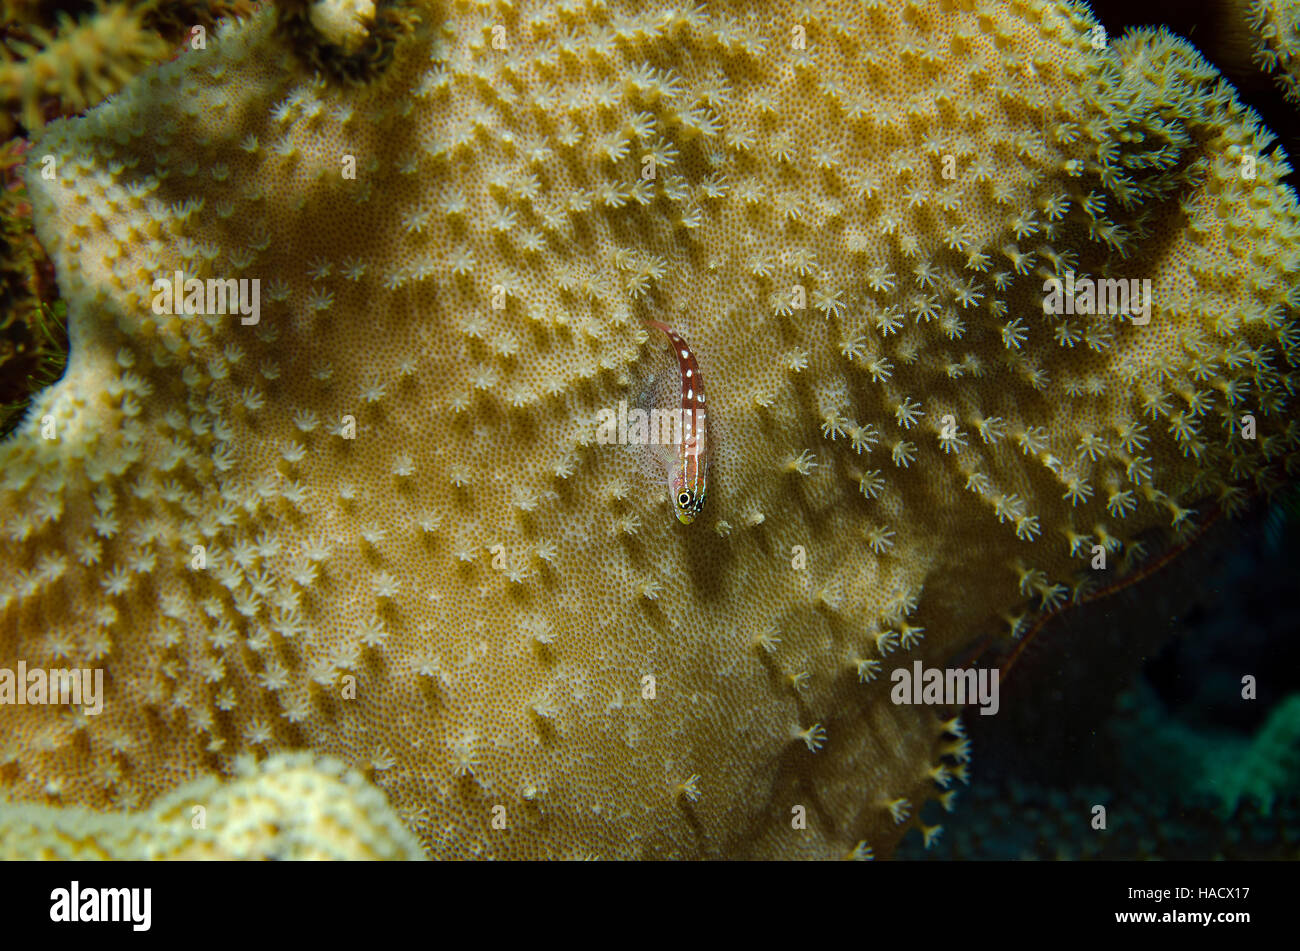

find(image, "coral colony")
[0,0,1296,860]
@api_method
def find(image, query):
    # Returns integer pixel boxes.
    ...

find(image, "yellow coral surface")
[1,0,1298,858]
[0,752,425,859]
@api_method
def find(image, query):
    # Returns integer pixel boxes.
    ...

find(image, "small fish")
[646,320,708,525]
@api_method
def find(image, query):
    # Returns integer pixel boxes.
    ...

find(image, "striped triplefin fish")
[645,320,707,525]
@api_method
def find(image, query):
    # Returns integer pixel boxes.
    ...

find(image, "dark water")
[898,495,1300,859]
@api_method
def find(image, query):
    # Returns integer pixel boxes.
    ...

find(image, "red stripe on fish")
[646,320,708,525]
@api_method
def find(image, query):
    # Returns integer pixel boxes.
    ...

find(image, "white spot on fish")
[644,319,709,526]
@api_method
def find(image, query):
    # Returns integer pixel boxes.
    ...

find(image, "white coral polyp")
[309,0,376,53]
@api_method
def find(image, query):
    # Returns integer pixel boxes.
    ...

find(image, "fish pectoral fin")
[645,441,677,472]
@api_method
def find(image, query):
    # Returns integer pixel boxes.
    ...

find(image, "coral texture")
[308,0,378,53]
[0,0,257,139]
[0,3,173,140]
[1249,0,1300,102]
[0,752,425,858]
[1,0,1298,859]
[1200,693,1300,815]
[0,137,63,435]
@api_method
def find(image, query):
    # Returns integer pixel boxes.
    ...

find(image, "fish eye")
[677,491,692,507]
